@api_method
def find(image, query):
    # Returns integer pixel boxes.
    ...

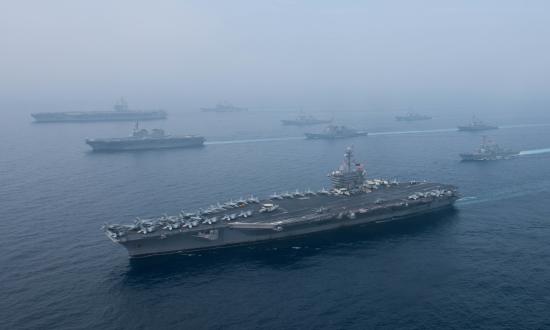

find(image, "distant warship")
[305,125,368,140]
[103,147,458,258]
[201,103,247,112]
[395,112,432,122]
[281,115,333,126]
[460,136,518,161]
[86,122,205,152]
[458,116,498,132]
[31,98,167,123]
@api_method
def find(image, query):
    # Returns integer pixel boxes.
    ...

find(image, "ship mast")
[114,97,129,112]
[344,147,352,173]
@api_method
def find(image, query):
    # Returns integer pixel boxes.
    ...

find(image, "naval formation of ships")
[103,147,459,258]
[30,99,527,257]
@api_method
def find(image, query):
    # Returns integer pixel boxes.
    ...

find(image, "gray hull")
[107,182,458,258]
[31,111,167,123]
[86,136,205,151]
[460,152,518,161]
[121,200,455,258]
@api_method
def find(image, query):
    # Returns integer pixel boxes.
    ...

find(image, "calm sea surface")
[1,108,550,329]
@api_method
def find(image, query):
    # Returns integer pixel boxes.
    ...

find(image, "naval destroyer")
[86,122,205,152]
[458,116,498,132]
[201,103,247,112]
[460,136,518,161]
[395,112,432,122]
[305,125,368,139]
[281,115,333,126]
[31,98,167,123]
[103,147,458,257]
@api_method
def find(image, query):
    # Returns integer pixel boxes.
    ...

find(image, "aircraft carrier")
[103,147,458,258]
[86,122,205,152]
[31,98,167,123]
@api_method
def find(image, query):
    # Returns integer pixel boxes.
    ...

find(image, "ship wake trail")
[370,128,458,136]
[206,136,303,145]
[519,148,550,156]
[457,180,550,207]
[206,124,550,146]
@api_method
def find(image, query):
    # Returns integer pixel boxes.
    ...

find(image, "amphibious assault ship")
[395,112,432,122]
[31,98,167,123]
[86,122,205,152]
[103,147,458,257]
[281,115,333,126]
[201,103,247,112]
[458,116,498,132]
[460,136,518,161]
[305,125,368,139]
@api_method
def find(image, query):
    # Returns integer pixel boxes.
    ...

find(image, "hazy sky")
[1,0,549,112]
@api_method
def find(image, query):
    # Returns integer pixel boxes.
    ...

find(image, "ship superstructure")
[31,98,167,123]
[86,122,205,152]
[460,136,518,161]
[103,147,458,257]
[329,147,367,189]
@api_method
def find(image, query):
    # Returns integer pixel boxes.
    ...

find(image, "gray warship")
[460,136,518,161]
[31,98,167,123]
[395,112,432,122]
[281,115,333,126]
[458,116,498,132]
[103,147,458,258]
[305,125,368,139]
[86,122,205,152]
[201,103,247,112]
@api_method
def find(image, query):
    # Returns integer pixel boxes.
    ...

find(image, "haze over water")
[2,1,550,329]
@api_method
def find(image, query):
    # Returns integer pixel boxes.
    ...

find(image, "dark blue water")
[2,109,550,329]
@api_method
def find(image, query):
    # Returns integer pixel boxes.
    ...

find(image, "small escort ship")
[458,116,498,132]
[281,115,333,126]
[395,112,432,122]
[103,147,458,258]
[86,122,205,152]
[305,125,368,140]
[31,98,167,123]
[460,136,519,161]
[201,102,247,112]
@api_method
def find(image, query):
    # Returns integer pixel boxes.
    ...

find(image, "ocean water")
[1,109,550,329]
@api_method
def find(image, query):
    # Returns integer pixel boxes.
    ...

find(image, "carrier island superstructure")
[103,147,458,257]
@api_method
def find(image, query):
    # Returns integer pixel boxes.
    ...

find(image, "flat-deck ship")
[31,98,166,123]
[86,123,204,152]
[103,147,458,257]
